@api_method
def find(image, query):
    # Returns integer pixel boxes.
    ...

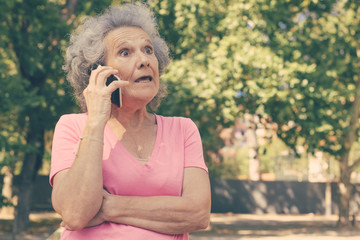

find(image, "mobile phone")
[106,75,122,108]
[89,64,122,108]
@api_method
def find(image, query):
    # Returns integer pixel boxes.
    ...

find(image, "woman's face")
[104,26,159,106]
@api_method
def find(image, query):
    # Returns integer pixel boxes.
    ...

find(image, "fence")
[3,175,360,215]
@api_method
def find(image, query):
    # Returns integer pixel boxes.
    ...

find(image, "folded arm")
[51,120,105,230]
[51,66,128,230]
[88,167,211,234]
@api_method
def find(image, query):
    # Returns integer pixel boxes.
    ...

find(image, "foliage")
[0,0,113,231]
[261,0,360,158]
[152,0,310,173]
[0,0,117,172]
[151,0,359,225]
[0,0,359,228]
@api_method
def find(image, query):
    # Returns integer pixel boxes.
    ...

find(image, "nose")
[137,53,150,69]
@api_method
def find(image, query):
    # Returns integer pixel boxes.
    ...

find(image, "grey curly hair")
[63,3,170,112]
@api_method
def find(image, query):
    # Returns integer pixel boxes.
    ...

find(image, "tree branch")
[347,70,360,172]
[342,71,360,151]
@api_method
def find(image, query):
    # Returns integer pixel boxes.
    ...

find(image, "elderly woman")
[49,3,211,240]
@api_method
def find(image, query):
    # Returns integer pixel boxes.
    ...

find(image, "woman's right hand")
[83,65,129,125]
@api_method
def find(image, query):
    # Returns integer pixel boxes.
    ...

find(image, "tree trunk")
[337,153,353,227]
[13,116,44,233]
[336,71,360,227]
[13,177,33,233]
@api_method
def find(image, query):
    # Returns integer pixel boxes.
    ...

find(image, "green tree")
[261,0,360,226]
[0,0,113,232]
[151,0,359,226]
[152,0,307,177]
[152,0,255,176]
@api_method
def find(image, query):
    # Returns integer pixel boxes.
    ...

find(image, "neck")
[110,105,155,130]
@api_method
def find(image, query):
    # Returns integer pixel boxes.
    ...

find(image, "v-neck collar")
[104,114,161,167]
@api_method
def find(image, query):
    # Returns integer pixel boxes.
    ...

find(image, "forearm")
[103,195,210,234]
[52,120,105,230]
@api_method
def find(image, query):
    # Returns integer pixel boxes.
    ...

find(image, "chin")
[123,94,156,106]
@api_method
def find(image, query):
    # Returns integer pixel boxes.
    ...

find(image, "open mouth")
[135,76,152,83]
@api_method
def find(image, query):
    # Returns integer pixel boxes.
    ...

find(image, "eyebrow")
[144,39,153,45]
[115,41,129,50]
[115,38,153,50]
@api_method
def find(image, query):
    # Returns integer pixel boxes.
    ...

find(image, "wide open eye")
[145,46,153,54]
[119,49,129,57]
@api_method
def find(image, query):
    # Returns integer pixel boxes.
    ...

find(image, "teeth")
[135,76,152,83]
[138,80,149,83]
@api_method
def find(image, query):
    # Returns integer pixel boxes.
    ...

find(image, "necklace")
[107,116,156,163]
[126,131,151,161]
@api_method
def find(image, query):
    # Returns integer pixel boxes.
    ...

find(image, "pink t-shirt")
[50,113,208,240]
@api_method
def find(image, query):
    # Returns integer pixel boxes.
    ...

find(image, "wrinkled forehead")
[104,26,152,48]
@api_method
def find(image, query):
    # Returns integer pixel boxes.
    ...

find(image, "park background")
[1,0,360,238]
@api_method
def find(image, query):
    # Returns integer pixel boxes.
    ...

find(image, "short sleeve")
[49,114,86,186]
[183,118,208,172]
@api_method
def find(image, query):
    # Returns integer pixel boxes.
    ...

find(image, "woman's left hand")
[85,189,112,228]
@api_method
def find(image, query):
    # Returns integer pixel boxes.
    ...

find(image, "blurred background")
[0,0,360,239]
